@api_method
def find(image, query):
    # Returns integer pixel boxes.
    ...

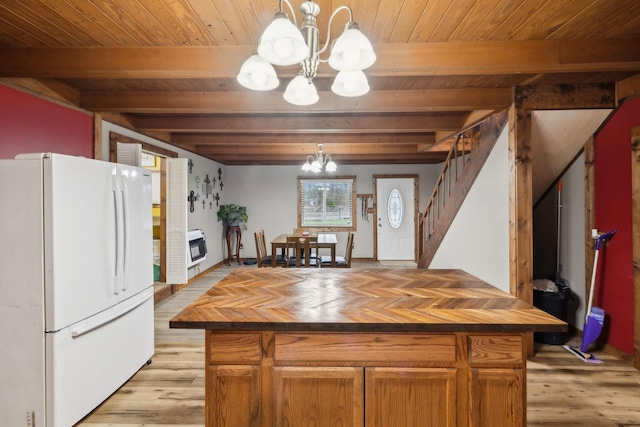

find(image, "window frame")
[297,176,357,232]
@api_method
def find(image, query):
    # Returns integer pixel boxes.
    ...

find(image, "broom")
[564,229,616,363]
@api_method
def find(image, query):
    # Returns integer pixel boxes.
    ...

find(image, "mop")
[564,229,616,363]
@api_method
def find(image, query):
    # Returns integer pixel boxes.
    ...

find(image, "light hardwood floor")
[76,262,640,427]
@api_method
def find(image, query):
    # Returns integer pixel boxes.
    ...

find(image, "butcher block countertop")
[169,268,566,333]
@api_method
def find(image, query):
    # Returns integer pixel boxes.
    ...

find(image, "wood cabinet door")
[273,366,363,427]
[365,367,457,427]
[469,368,524,427]
[207,365,261,427]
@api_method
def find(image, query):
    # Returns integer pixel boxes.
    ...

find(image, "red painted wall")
[594,97,640,355]
[0,84,93,159]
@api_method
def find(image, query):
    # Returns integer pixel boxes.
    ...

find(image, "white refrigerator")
[0,153,155,427]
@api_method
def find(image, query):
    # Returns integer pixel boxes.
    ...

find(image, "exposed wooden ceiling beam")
[1,39,638,79]
[193,142,431,155]
[197,152,445,166]
[131,113,466,133]
[616,73,640,102]
[515,84,616,109]
[82,88,512,114]
[170,133,437,146]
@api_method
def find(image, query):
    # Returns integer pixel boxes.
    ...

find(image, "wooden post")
[93,113,102,160]
[508,103,533,354]
[631,126,640,369]
[584,135,596,331]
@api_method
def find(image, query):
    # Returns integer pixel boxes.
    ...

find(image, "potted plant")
[217,203,248,230]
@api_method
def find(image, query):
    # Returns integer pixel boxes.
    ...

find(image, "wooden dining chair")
[293,228,319,258]
[255,230,286,267]
[321,232,354,268]
[293,227,317,235]
[285,235,319,268]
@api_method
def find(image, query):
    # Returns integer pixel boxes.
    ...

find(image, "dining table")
[270,233,338,267]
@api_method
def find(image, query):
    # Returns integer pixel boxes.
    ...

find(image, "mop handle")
[585,248,600,316]
[585,229,617,316]
[556,181,562,274]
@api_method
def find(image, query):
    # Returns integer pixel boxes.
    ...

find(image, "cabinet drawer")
[468,335,523,365]
[275,333,456,364]
[208,332,262,364]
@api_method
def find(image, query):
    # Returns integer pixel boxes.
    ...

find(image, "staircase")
[418,109,509,268]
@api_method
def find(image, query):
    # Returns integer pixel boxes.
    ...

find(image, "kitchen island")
[170,268,566,427]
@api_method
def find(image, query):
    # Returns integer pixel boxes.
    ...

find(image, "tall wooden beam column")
[508,103,533,302]
[631,126,640,369]
[584,135,596,332]
[93,113,102,161]
[509,101,533,354]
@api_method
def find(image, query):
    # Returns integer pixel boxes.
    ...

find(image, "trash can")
[533,279,571,345]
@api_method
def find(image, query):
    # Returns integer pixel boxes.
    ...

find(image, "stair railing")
[421,130,477,244]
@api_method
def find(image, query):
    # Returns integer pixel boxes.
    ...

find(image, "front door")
[376,177,416,261]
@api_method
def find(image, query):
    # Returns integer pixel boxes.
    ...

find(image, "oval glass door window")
[387,188,404,229]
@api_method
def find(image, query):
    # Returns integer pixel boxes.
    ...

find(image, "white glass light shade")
[301,160,312,171]
[328,27,376,71]
[283,75,319,106]
[257,13,308,66]
[331,70,370,97]
[310,159,322,172]
[325,159,337,172]
[237,54,279,91]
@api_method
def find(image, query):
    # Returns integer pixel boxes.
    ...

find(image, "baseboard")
[154,261,225,304]
[570,329,636,367]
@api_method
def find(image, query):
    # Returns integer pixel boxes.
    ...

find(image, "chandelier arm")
[280,0,298,27]
[317,5,353,57]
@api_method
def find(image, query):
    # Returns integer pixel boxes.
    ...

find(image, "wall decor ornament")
[218,167,222,181]
[214,193,220,206]
[220,181,223,191]
[203,174,213,198]
[188,159,194,174]
[188,190,199,213]
[195,175,200,188]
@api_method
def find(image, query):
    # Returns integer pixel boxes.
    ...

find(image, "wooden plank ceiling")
[0,0,639,165]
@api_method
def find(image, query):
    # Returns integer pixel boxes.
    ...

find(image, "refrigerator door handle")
[69,288,153,338]
[112,175,125,294]
[120,174,132,292]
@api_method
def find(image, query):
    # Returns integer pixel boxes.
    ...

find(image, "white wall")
[100,123,439,267]
[429,126,511,292]
[546,153,587,329]
[100,122,225,278]
[226,164,439,259]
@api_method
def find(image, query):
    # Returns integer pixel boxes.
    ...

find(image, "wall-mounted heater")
[187,229,207,268]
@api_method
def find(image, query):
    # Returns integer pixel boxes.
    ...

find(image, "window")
[298,176,356,231]
[387,188,404,229]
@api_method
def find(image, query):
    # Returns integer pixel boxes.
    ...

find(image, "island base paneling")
[205,331,526,427]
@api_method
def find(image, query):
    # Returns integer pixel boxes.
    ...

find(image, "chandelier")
[302,144,337,172]
[236,0,376,106]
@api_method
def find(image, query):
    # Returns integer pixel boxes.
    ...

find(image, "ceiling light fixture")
[237,0,376,106]
[302,144,337,172]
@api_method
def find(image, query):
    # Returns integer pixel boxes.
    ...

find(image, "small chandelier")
[237,0,376,106]
[302,144,337,172]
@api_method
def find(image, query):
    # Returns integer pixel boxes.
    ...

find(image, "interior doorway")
[109,132,177,284]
